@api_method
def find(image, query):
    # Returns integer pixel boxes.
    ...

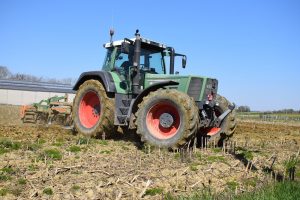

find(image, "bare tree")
[60,78,73,85]
[0,66,11,79]
[237,106,251,112]
[1,66,73,85]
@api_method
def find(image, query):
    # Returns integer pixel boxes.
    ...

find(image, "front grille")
[187,78,202,100]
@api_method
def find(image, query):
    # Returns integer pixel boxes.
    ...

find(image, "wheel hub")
[92,105,100,116]
[159,113,174,128]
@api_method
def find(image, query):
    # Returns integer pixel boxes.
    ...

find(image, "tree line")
[0,66,74,85]
[237,105,299,114]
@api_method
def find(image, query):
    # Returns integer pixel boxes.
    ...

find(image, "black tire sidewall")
[216,94,236,137]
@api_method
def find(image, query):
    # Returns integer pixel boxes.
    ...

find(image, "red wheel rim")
[146,101,180,139]
[79,91,101,128]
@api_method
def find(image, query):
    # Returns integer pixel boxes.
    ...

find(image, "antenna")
[109,29,114,43]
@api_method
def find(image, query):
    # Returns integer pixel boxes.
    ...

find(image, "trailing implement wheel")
[136,89,199,148]
[73,80,115,137]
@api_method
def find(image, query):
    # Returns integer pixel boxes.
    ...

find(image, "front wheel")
[135,89,199,148]
[72,80,115,137]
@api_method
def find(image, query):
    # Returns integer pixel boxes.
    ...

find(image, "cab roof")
[103,38,168,50]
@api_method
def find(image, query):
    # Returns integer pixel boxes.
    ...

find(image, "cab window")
[140,49,165,74]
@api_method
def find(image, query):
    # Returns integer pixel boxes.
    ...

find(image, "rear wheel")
[135,89,199,148]
[216,94,237,137]
[73,80,115,137]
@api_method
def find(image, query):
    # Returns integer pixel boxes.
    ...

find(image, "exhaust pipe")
[132,29,141,94]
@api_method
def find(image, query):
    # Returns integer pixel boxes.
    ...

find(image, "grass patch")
[145,187,163,196]
[195,152,203,161]
[283,155,299,173]
[99,150,112,154]
[98,140,108,146]
[28,164,38,171]
[77,137,89,145]
[0,148,9,155]
[165,187,214,200]
[0,138,21,155]
[212,148,222,153]
[18,178,26,185]
[243,177,257,187]
[68,145,81,153]
[0,174,11,181]
[37,138,46,144]
[0,138,21,149]
[52,137,65,146]
[26,142,42,151]
[226,181,238,191]
[43,187,53,195]
[236,147,254,160]
[0,166,14,182]
[71,185,80,191]
[42,149,62,160]
[296,170,300,178]
[0,188,8,196]
[174,152,180,159]
[1,166,14,174]
[166,181,300,200]
[189,163,199,171]
[52,142,64,147]
[235,181,300,200]
[206,155,226,163]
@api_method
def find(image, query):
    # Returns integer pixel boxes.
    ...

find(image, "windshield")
[101,45,166,75]
[140,49,165,74]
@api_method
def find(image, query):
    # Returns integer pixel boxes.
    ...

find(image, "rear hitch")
[215,103,235,127]
[207,103,235,136]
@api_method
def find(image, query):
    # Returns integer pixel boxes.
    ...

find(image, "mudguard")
[73,71,116,93]
[130,80,179,117]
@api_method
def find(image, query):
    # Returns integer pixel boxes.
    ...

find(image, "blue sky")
[0,0,299,111]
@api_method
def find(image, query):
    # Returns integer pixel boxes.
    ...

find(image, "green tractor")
[72,30,236,148]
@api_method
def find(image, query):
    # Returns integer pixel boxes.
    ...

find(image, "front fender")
[73,71,116,93]
[130,80,179,117]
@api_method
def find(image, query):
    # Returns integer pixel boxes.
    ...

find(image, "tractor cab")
[102,30,186,94]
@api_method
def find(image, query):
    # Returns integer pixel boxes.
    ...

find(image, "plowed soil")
[0,105,299,199]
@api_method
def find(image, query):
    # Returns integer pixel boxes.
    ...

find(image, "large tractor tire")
[73,80,115,137]
[213,94,237,144]
[135,89,199,148]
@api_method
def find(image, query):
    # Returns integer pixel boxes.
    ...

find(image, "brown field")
[0,105,299,199]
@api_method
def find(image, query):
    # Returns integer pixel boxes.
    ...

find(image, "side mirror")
[121,42,130,54]
[182,55,187,68]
